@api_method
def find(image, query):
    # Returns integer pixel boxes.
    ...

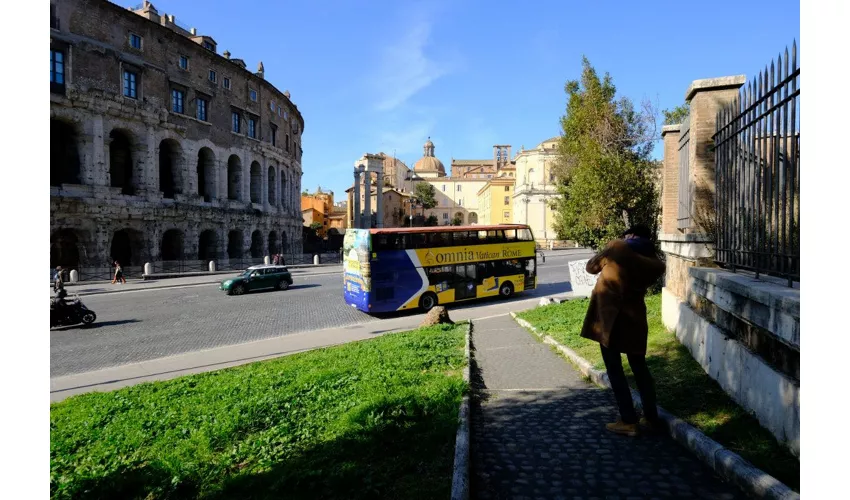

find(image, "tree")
[309,221,323,237]
[413,183,437,210]
[551,57,660,251]
[662,102,690,125]
[451,215,463,226]
[425,215,439,227]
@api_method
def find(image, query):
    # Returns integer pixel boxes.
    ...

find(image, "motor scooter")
[50,294,97,328]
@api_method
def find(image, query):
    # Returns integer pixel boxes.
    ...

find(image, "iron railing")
[677,115,692,229]
[713,41,800,286]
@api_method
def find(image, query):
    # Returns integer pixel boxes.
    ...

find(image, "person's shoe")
[639,417,664,435]
[605,419,638,437]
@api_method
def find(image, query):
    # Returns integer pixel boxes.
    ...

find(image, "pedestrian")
[580,224,666,437]
[112,260,127,284]
[273,254,280,265]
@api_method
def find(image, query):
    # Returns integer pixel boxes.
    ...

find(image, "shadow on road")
[52,319,141,332]
[370,279,574,320]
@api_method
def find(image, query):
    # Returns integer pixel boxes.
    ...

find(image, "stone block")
[661,287,680,332]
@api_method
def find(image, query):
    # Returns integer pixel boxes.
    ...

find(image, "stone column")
[684,75,745,234]
[261,162,269,210]
[89,115,107,187]
[660,124,682,235]
[375,170,384,228]
[353,167,362,229]
[145,126,158,200]
[363,170,372,228]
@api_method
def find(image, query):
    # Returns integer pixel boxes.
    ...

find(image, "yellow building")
[477,178,515,225]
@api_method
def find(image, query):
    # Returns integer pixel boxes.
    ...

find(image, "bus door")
[525,257,537,290]
[454,263,477,301]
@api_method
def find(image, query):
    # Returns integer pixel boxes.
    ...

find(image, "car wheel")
[419,292,438,312]
[499,281,514,298]
[232,284,245,296]
[277,279,290,291]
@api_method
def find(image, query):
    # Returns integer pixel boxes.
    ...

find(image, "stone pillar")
[261,162,269,210]
[684,75,745,234]
[145,126,158,200]
[363,170,372,228]
[660,124,682,235]
[375,170,384,228]
[89,115,107,187]
[353,167,362,229]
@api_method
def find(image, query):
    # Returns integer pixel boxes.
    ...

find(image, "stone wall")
[50,0,305,269]
[674,268,800,457]
[659,74,800,458]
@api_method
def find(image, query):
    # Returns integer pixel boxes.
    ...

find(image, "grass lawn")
[50,323,468,500]
[517,295,800,491]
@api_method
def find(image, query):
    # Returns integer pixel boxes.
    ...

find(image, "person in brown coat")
[580,224,666,436]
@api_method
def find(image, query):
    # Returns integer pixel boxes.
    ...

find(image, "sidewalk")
[51,265,343,296]
[470,315,744,499]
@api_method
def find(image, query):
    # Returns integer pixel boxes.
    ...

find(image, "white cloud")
[371,13,459,112]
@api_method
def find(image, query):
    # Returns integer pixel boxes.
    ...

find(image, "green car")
[220,265,293,295]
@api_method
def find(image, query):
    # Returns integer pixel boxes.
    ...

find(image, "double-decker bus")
[343,224,537,313]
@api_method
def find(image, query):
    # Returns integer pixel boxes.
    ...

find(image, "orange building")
[301,187,335,237]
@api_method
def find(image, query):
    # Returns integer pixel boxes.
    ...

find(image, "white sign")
[568,259,599,297]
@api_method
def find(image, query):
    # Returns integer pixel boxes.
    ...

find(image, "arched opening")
[50,229,82,268]
[454,212,464,225]
[198,229,219,261]
[159,139,183,198]
[161,229,184,261]
[50,119,81,186]
[469,212,478,224]
[227,155,242,201]
[281,230,288,253]
[268,166,276,206]
[280,173,287,208]
[250,162,262,204]
[110,229,145,266]
[250,230,264,258]
[197,148,216,202]
[227,230,244,259]
[109,129,135,195]
[268,231,279,255]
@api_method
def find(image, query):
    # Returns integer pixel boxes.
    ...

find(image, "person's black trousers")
[600,345,659,424]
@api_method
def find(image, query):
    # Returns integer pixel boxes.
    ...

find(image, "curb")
[141,263,341,281]
[510,312,799,500]
[57,269,344,297]
[450,321,472,500]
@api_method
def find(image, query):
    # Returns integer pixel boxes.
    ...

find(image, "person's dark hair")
[623,224,653,240]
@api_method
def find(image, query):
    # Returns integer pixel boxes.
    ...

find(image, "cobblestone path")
[470,315,746,499]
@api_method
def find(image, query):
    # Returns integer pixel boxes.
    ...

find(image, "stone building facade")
[50,0,304,276]
[512,137,560,244]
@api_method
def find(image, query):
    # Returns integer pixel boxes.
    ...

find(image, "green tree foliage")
[451,215,463,226]
[309,221,323,236]
[413,183,437,210]
[425,215,439,227]
[662,102,690,125]
[551,57,660,251]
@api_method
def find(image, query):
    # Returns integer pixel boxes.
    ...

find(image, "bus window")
[504,229,517,241]
[374,235,391,252]
[517,228,533,241]
[412,232,427,249]
[428,232,451,247]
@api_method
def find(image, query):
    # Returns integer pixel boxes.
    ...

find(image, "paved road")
[50,250,594,378]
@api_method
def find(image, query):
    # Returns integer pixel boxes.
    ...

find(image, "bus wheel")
[419,293,438,312]
[499,282,514,298]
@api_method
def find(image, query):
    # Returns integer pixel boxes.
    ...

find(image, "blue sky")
[116,0,799,197]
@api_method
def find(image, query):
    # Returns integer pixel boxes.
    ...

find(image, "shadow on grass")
[53,397,459,500]
[639,342,801,491]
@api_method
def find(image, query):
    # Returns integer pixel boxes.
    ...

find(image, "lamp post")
[406,196,420,227]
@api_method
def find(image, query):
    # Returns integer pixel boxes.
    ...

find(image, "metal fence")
[677,114,692,229]
[713,40,799,286]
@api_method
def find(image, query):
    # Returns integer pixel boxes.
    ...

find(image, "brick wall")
[661,126,681,234]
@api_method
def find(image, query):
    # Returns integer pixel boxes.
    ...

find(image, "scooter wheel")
[81,312,96,325]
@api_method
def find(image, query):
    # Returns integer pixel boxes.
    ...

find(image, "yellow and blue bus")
[343,224,538,313]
